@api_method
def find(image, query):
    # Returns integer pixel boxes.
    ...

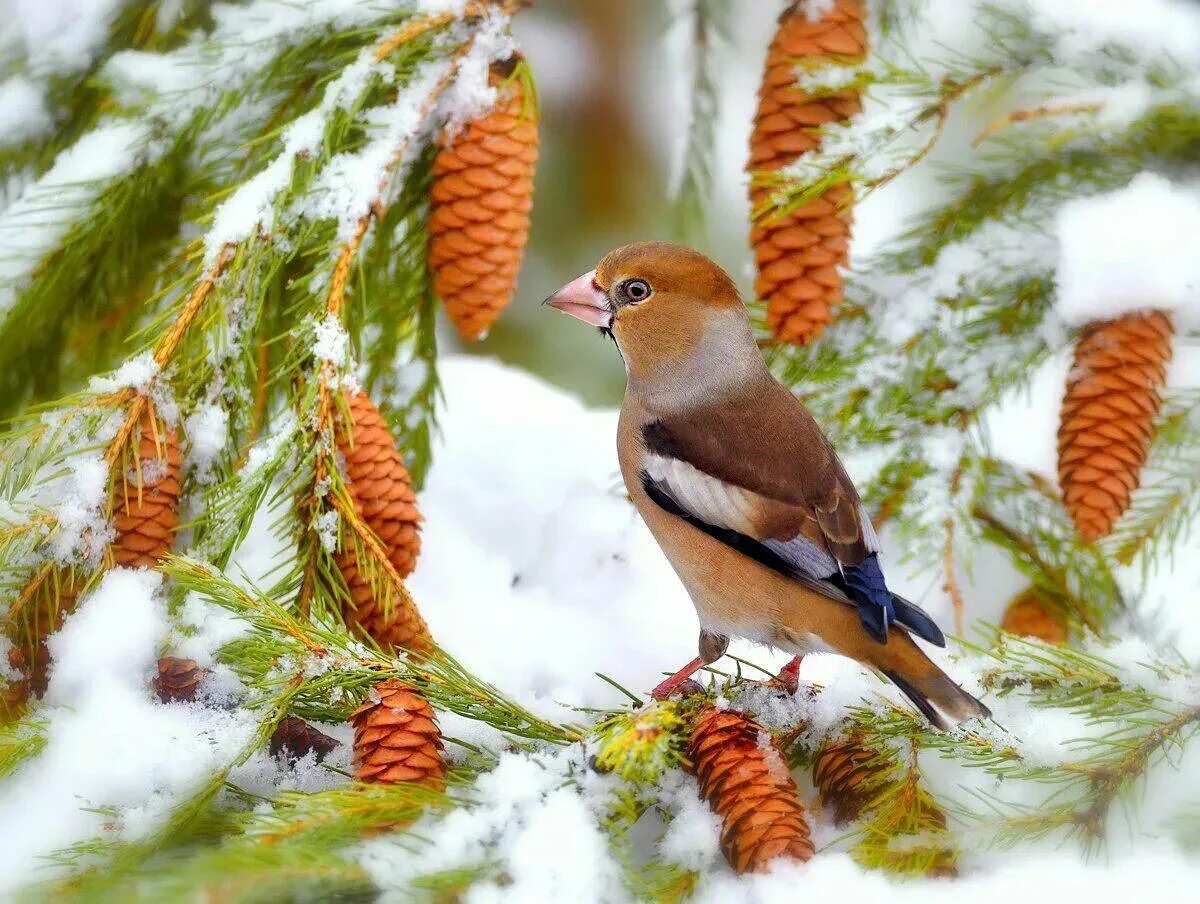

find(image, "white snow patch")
[1054,173,1200,326]
[184,402,230,483]
[46,453,113,565]
[0,77,52,146]
[0,569,258,891]
[87,350,160,396]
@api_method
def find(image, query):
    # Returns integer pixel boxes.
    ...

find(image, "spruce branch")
[972,100,1103,148]
[165,556,582,746]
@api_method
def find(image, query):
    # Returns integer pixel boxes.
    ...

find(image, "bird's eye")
[621,279,651,303]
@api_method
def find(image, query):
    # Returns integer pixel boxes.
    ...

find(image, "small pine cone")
[687,706,814,874]
[152,656,206,703]
[429,55,538,341]
[749,0,866,345]
[270,715,342,764]
[812,733,887,825]
[112,408,182,568]
[1058,310,1173,542]
[2,646,33,722]
[1001,588,1067,645]
[335,391,430,655]
[350,680,445,789]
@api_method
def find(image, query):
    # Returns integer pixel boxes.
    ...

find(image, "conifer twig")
[307,31,480,630]
[103,247,234,470]
[941,517,965,636]
[868,67,1004,191]
[371,0,525,63]
[972,101,1102,148]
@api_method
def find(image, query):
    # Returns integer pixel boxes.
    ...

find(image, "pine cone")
[429,55,538,341]
[749,0,866,345]
[687,705,814,873]
[1058,310,1173,542]
[335,391,430,655]
[1001,588,1067,645]
[2,645,34,722]
[270,715,341,764]
[350,680,445,789]
[112,408,182,568]
[152,656,206,703]
[812,732,889,825]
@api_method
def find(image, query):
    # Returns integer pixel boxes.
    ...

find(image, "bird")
[544,241,989,730]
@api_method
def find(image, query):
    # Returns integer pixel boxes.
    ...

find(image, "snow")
[0,569,257,881]
[4,0,124,77]
[0,77,52,147]
[1054,173,1200,327]
[1024,0,1200,66]
[86,350,160,396]
[434,12,517,139]
[45,453,113,566]
[692,844,1200,904]
[364,749,624,902]
[183,402,230,484]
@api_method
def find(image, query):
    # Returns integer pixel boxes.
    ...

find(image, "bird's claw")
[650,677,705,700]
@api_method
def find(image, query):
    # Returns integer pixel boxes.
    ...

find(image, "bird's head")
[545,241,756,392]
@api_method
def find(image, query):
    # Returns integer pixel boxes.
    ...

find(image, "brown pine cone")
[749,0,866,345]
[2,645,34,722]
[152,656,206,703]
[112,408,182,568]
[429,55,538,341]
[334,391,430,655]
[270,715,342,764]
[687,705,814,873]
[350,680,445,789]
[2,575,82,718]
[1058,310,1173,542]
[812,732,887,825]
[1001,588,1068,645]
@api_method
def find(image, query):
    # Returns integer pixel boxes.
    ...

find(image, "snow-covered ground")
[3,356,1199,899]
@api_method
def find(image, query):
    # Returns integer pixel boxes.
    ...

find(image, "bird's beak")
[544,269,612,329]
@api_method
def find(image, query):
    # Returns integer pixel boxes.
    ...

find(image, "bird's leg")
[774,655,803,695]
[648,657,705,700]
[650,630,728,700]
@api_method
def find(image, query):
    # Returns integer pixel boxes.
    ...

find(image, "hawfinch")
[546,241,989,729]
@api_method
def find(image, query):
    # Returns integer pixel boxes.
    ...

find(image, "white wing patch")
[859,503,881,553]
[643,453,760,536]
[642,452,841,580]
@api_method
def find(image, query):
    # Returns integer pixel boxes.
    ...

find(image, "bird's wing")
[638,382,944,646]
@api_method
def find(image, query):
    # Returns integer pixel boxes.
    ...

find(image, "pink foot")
[750,656,803,695]
[650,657,706,700]
[775,656,802,695]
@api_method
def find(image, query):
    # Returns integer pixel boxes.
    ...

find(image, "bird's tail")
[883,668,991,731]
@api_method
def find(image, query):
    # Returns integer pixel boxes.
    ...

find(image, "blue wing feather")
[833,553,895,643]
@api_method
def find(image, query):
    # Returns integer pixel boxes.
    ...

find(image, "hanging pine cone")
[270,715,342,764]
[152,656,206,703]
[112,407,182,568]
[1001,587,1068,645]
[749,0,866,345]
[350,680,445,789]
[687,705,814,874]
[429,55,538,342]
[1058,310,1173,542]
[2,645,34,722]
[812,732,888,825]
[334,391,430,655]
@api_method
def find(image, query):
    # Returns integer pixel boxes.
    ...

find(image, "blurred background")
[466,1,779,405]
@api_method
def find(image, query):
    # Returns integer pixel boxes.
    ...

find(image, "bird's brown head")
[545,242,754,391]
